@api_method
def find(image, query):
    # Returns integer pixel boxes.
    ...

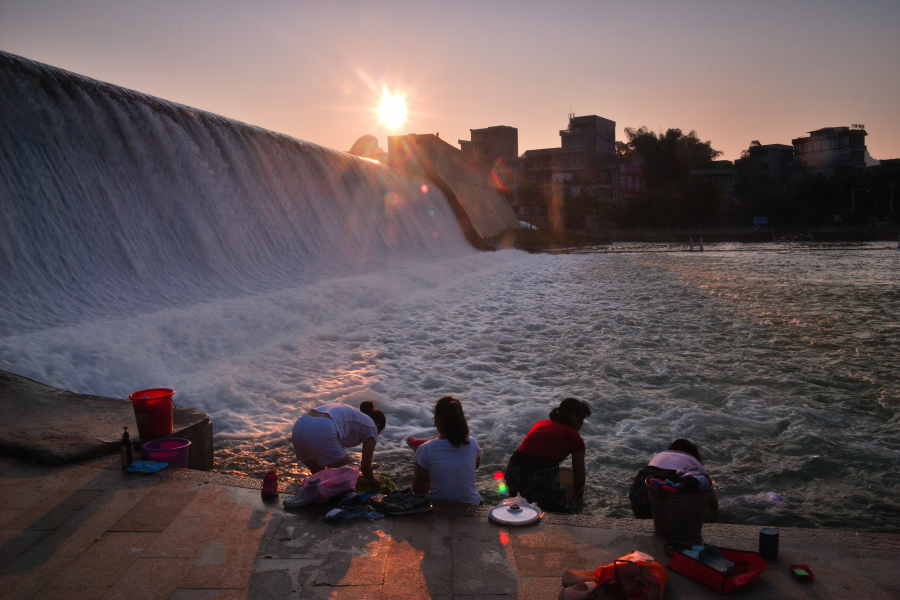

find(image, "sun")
[377,88,407,130]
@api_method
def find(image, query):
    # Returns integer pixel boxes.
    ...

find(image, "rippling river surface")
[5,243,899,531]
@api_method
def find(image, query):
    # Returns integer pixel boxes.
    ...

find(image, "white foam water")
[2,52,898,532]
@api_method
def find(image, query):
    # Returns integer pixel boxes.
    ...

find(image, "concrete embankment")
[388,133,520,247]
[0,370,213,469]
[0,454,898,599]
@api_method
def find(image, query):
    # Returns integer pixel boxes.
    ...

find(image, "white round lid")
[488,504,541,526]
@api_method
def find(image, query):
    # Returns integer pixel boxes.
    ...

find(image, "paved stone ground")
[1,456,898,600]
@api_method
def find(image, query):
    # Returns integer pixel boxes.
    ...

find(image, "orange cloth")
[592,551,668,600]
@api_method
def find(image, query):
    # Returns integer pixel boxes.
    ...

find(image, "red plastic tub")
[142,438,191,469]
[668,547,768,594]
[129,388,174,438]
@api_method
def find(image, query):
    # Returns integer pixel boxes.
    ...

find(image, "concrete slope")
[0,370,212,467]
[388,133,519,244]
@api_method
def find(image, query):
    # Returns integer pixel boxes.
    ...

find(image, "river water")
[3,51,898,533]
[5,242,897,531]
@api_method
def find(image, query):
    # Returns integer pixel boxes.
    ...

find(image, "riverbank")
[487,227,900,252]
[0,371,213,470]
[1,454,898,600]
[487,229,609,252]
[604,226,899,244]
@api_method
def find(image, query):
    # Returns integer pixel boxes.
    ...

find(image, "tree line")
[559,126,726,230]
[551,127,898,230]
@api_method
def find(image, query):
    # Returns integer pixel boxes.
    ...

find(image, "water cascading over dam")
[0,50,475,337]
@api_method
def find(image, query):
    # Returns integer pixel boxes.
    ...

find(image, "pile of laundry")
[324,487,433,522]
[559,551,667,600]
[647,466,712,493]
[283,482,433,522]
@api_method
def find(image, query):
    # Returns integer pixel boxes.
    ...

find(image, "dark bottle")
[759,527,779,559]
[120,426,134,469]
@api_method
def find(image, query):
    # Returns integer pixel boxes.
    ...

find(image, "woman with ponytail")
[410,396,483,504]
[503,398,591,513]
[291,400,386,490]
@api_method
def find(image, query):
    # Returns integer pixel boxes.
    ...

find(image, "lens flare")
[493,471,504,480]
[377,88,407,130]
[498,483,508,494]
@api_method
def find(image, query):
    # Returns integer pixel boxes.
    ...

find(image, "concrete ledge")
[106,453,897,554]
[2,455,896,599]
[0,370,214,470]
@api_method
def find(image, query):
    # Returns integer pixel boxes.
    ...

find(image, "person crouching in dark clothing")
[628,439,719,519]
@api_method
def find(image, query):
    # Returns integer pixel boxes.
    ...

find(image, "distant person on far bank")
[503,398,591,513]
[628,439,718,519]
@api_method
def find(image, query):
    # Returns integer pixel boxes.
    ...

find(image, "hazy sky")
[2,0,899,161]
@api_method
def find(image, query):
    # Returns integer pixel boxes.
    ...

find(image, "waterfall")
[0,51,472,336]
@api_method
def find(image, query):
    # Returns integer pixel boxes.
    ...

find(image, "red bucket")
[129,388,174,438]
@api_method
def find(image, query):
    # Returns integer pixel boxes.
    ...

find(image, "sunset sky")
[2,0,898,161]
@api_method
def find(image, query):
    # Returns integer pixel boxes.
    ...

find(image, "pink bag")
[303,465,360,501]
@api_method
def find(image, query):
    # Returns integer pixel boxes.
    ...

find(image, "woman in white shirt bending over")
[291,401,386,488]
[412,396,483,505]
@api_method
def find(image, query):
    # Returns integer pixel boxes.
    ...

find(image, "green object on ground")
[356,476,397,495]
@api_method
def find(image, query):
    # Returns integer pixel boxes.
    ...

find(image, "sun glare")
[377,88,407,130]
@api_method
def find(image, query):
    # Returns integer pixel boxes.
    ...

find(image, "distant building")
[522,114,617,184]
[458,126,518,168]
[734,143,794,185]
[690,160,736,207]
[516,114,620,230]
[620,162,649,201]
[792,126,868,175]
[870,157,900,176]
[458,126,519,193]
[732,143,795,213]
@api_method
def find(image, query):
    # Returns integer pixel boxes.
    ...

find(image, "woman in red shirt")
[503,398,591,513]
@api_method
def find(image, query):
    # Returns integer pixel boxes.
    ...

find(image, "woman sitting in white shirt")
[412,396,483,505]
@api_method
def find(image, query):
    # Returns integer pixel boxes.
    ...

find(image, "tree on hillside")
[563,186,596,231]
[740,140,762,158]
[617,127,722,190]
[610,127,725,227]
